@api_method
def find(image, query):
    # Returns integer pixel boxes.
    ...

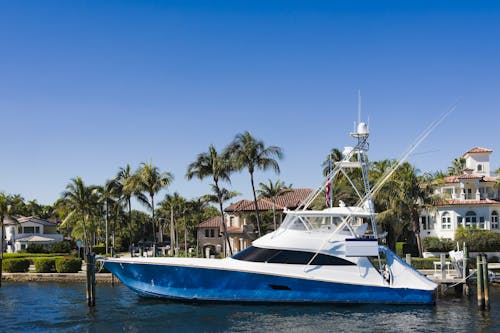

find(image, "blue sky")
[1,1,499,207]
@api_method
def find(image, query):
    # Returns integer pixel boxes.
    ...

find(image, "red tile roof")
[224,188,313,212]
[464,147,493,154]
[197,216,223,228]
[457,174,484,180]
[438,199,500,206]
[196,216,245,234]
[444,174,497,183]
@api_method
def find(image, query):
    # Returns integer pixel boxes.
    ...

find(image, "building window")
[441,212,451,230]
[492,211,499,229]
[205,229,209,237]
[420,216,427,230]
[477,164,482,172]
[23,226,35,233]
[479,216,485,229]
[210,229,215,238]
[457,216,463,227]
[465,211,477,227]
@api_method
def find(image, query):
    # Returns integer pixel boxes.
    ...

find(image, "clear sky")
[0,0,499,207]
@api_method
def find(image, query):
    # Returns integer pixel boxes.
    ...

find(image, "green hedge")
[3,253,66,259]
[92,245,106,255]
[455,227,500,252]
[411,258,452,270]
[55,258,82,273]
[34,258,56,273]
[422,237,455,252]
[2,258,31,272]
[26,243,50,254]
[49,241,74,254]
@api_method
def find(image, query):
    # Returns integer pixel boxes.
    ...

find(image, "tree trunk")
[411,210,423,257]
[105,201,109,255]
[128,198,133,257]
[184,214,187,256]
[250,173,262,237]
[151,194,156,244]
[216,181,232,256]
[169,207,175,256]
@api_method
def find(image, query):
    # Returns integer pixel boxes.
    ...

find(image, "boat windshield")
[279,214,347,232]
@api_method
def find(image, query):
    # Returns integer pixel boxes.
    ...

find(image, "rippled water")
[1,282,499,332]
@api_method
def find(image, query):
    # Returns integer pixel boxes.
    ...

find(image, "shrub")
[34,258,56,273]
[411,258,451,270]
[455,227,500,252]
[55,258,82,273]
[422,237,455,252]
[395,242,405,257]
[50,241,74,254]
[27,243,49,254]
[92,245,106,255]
[2,258,31,272]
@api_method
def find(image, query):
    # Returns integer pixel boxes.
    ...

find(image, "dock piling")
[463,243,470,296]
[477,255,484,310]
[440,253,446,281]
[482,254,490,311]
[86,252,96,307]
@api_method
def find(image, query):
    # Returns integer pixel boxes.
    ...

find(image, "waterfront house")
[3,216,63,252]
[197,188,312,257]
[419,147,500,240]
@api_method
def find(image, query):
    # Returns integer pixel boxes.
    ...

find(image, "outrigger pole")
[302,101,458,272]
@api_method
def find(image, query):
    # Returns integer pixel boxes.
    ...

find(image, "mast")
[350,120,377,238]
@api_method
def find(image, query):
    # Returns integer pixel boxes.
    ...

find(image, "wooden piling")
[440,253,446,280]
[86,252,96,307]
[482,254,490,311]
[463,243,470,278]
[462,243,470,296]
[477,255,484,310]
[405,254,412,266]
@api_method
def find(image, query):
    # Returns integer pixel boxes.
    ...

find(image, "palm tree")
[257,179,292,231]
[447,157,466,175]
[61,178,96,254]
[161,192,185,256]
[186,144,234,256]
[135,161,174,244]
[115,165,139,256]
[322,148,344,176]
[227,131,283,237]
[186,197,211,255]
[96,180,119,254]
[390,163,439,256]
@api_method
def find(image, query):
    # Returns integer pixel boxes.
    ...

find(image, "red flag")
[325,180,331,207]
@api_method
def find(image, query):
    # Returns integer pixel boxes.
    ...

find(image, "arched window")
[492,211,499,230]
[465,211,477,228]
[441,212,451,230]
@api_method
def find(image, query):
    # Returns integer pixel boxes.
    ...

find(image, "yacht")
[102,120,437,304]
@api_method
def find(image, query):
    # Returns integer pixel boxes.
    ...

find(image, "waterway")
[1,282,499,332]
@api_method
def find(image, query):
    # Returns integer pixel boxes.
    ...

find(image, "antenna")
[357,90,361,125]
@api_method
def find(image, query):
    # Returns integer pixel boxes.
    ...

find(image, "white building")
[3,216,63,252]
[420,147,500,240]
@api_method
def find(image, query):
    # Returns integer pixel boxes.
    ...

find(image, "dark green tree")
[227,131,283,237]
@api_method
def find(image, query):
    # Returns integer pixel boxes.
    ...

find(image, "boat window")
[232,246,355,266]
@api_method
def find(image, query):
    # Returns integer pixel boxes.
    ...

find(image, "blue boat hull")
[104,261,435,305]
